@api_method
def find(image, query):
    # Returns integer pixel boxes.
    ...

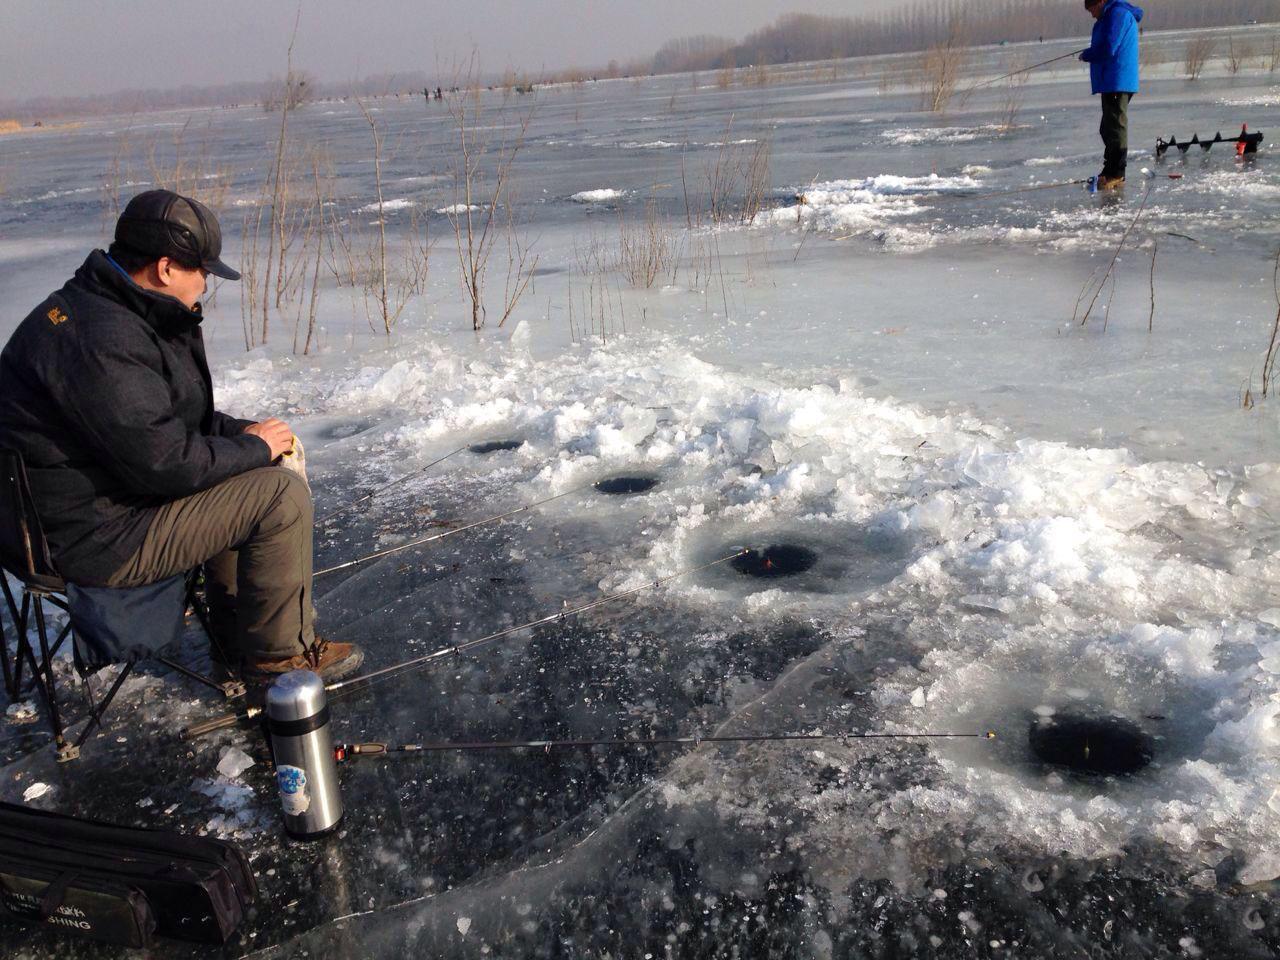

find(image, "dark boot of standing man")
[0,190,364,684]
[1080,0,1144,190]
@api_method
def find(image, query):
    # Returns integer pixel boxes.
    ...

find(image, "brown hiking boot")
[1097,175,1125,191]
[242,638,365,685]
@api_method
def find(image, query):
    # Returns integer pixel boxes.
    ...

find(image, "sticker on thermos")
[276,764,311,816]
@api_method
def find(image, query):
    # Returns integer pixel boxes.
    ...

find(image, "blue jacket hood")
[1111,1,1144,24]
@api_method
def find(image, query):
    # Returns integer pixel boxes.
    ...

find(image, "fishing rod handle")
[345,742,389,755]
[181,706,262,740]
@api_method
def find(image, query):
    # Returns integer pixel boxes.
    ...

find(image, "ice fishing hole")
[594,475,659,496]
[469,439,525,455]
[1028,713,1154,777]
[322,418,378,441]
[730,545,819,579]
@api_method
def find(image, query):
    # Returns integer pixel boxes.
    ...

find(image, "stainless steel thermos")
[266,670,343,839]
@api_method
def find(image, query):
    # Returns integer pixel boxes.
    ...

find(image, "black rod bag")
[0,802,256,947]
[0,856,156,949]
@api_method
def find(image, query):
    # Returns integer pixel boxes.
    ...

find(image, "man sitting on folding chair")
[0,189,363,693]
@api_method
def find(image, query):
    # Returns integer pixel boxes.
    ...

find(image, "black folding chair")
[0,449,244,761]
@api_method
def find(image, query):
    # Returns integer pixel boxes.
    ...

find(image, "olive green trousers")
[106,466,315,662]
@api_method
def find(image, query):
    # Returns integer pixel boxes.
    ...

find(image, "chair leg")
[156,655,243,701]
[30,596,74,761]
[73,661,134,751]
[10,589,31,696]
[178,576,245,700]
[0,580,14,701]
[47,620,73,662]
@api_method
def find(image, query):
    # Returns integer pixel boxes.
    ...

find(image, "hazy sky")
[1,1,902,101]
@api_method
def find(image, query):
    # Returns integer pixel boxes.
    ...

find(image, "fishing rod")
[335,729,997,759]
[829,168,1179,239]
[913,167,1185,209]
[316,445,467,525]
[314,482,593,578]
[961,49,1084,94]
[828,178,1090,239]
[927,177,1091,205]
[326,550,748,699]
[180,550,748,739]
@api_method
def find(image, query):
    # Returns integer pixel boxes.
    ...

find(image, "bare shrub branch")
[617,200,678,288]
[919,23,969,113]
[445,60,538,330]
[1184,36,1215,80]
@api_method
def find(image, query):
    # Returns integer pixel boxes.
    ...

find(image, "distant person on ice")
[1080,0,1144,190]
[0,189,364,684]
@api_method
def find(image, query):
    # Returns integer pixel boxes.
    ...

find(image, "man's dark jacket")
[0,251,270,585]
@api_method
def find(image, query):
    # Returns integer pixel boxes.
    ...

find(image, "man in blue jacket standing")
[1080,0,1144,189]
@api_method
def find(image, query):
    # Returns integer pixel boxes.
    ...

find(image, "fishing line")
[828,169,1177,242]
[326,550,748,701]
[920,178,1092,208]
[827,179,1092,241]
[315,482,592,578]
[336,729,996,759]
[180,551,748,739]
[316,445,467,525]
[959,50,1084,96]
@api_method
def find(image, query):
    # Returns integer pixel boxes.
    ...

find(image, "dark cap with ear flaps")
[113,189,241,281]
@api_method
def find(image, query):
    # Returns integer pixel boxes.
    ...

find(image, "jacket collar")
[73,249,204,332]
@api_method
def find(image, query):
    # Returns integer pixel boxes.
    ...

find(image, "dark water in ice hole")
[468,439,526,455]
[593,474,661,496]
[1028,713,1157,779]
[731,544,819,579]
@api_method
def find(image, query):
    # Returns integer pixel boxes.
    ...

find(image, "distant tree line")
[650,0,1276,72]
[2,0,1275,123]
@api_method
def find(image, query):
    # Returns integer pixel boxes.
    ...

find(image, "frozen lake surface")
[3,26,1280,958]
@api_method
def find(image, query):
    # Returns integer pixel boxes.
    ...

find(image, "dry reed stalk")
[996,63,1030,133]
[919,32,968,112]
[446,63,537,330]
[301,155,325,355]
[1148,239,1157,333]
[740,135,773,223]
[260,8,303,342]
[617,200,677,288]
[1184,36,1215,80]
[1078,182,1154,329]
[1262,249,1280,399]
[355,98,405,335]
[1226,39,1254,75]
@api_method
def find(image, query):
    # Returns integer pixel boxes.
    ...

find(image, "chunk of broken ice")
[1238,852,1280,886]
[5,701,36,722]
[216,746,255,780]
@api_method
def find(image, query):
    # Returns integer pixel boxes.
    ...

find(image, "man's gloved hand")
[244,417,294,461]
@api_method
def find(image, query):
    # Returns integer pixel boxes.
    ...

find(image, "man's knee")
[241,466,312,527]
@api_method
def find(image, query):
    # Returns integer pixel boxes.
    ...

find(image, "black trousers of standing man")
[1100,92,1133,180]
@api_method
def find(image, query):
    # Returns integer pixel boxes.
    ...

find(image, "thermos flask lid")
[266,670,327,723]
